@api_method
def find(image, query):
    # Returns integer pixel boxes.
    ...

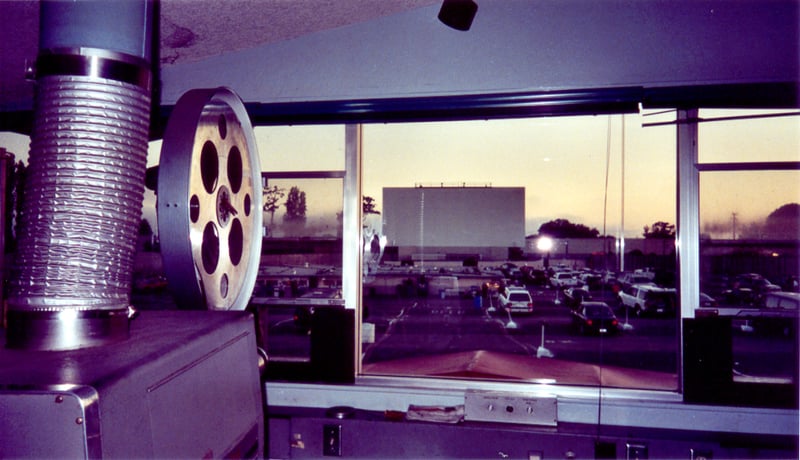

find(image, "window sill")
[265,376,798,436]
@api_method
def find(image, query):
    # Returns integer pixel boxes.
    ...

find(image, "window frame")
[679,109,800,407]
[346,116,677,391]
[259,86,798,432]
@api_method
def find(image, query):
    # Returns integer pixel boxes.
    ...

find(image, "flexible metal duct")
[5,0,154,350]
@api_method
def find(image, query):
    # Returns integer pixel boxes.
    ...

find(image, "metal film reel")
[157,88,262,310]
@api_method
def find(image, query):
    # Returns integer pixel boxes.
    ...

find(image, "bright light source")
[537,236,553,252]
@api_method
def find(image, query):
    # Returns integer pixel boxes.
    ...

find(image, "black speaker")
[310,307,355,383]
[683,317,797,408]
[683,317,734,404]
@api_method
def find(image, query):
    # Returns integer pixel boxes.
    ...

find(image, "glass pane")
[698,170,799,385]
[262,178,343,239]
[361,115,678,390]
[251,126,345,363]
[256,125,345,171]
[698,109,800,164]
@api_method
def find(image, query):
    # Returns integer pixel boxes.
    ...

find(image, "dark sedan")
[570,301,620,335]
[562,287,592,309]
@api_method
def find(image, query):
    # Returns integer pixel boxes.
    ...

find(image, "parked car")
[570,301,620,335]
[578,272,602,290]
[562,286,592,309]
[499,287,534,314]
[499,263,523,282]
[550,271,581,289]
[701,274,730,299]
[720,285,755,306]
[617,272,655,289]
[520,266,548,286]
[750,292,800,336]
[731,273,781,303]
[618,283,677,317]
[761,291,800,311]
[780,275,799,293]
[699,292,718,309]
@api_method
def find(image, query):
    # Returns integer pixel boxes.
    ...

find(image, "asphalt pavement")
[146,283,793,384]
[361,288,680,374]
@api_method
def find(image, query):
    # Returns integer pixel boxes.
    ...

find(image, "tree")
[643,221,675,239]
[763,202,800,239]
[363,196,380,215]
[537,219,599,238]
[283,186,307,222]
[138,218,154,251]
[263,184,285,226]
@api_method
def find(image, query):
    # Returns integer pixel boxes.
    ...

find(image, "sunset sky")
[1,109,798,240]
[250,109,799,239]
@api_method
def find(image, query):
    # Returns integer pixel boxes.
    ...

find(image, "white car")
[550,272,580,289]
[499,287,534,314]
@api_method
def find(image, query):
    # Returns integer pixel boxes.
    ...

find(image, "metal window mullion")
[676,109,699,395]
[343,124,363,373]
[677,109,700,319]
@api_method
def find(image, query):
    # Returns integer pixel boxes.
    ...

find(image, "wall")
[268,408,798,459]
[160,1,799,105]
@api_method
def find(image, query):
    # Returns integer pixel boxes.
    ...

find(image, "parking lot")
[259,279,796,388]
[360,287,679,373]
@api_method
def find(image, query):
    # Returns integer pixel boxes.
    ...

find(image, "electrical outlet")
[323,424,342,457]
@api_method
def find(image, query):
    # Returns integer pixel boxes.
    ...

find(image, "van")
[618,283,676,317]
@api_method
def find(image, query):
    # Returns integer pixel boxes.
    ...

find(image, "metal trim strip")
[36,48,151,89]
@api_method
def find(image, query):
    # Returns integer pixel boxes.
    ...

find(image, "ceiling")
[0,0,439,112]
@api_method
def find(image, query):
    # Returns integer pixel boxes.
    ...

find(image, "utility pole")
[731,212,738,240]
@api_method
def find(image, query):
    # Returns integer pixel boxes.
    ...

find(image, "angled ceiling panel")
[0,0,438,112]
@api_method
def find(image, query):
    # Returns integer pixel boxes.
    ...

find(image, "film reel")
[157,88,262,310]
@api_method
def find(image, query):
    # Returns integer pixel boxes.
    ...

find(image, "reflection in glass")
[252,126,346,362]
[698,170,799,386]
[256,125,345,171]
[698,109,800,164]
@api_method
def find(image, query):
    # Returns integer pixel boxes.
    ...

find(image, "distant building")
[524,236,676,272]
[524,237,677,259]
[382,185,525,261]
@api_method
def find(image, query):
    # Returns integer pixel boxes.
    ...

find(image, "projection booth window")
[359,113,679,390]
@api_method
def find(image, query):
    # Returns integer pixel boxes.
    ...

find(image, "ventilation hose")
[5,0,154,350]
